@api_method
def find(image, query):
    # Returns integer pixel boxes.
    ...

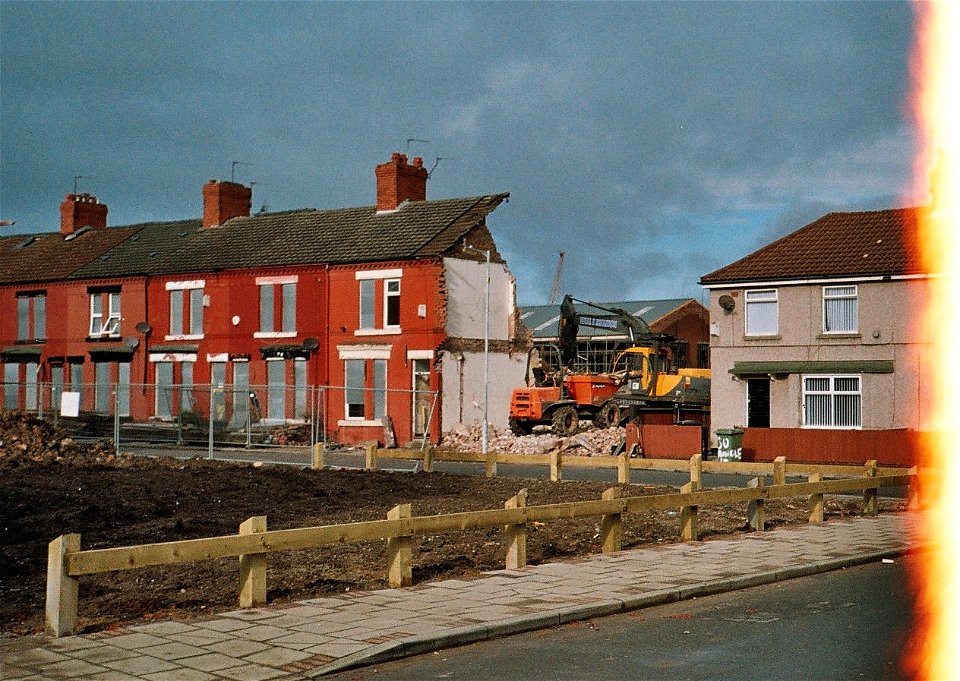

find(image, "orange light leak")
[907,2,960,680]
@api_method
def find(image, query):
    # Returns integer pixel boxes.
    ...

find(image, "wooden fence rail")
[325,443,912,482]
[46,458,915,637]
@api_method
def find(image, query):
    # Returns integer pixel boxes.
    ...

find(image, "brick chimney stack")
[375,152,428,212]
[60,193,108,235]
[202,179,252,228]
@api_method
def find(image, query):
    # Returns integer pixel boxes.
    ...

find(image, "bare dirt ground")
[0,411,902,638]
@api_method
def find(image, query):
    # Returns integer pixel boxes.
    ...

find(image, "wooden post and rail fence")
[46,452,919,637]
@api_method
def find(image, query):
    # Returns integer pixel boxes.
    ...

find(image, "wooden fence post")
[386,504,413,587]
[747,477,765,532]
[504,490,528,569]
[422,446,434,473]
[863,459,878,516]
[550,449,563,482]
[365,442,379,471]
[680,481,699,541]
[239,516,267,608]
[312,442,324,470]
[601,487,623,553]
[485,450,498,478]
[689,453,702,490]
[46,533,80,637]
[773,456,786,486]
[808,472,824,524]
[617,449,630,484]
[907,465,920,510]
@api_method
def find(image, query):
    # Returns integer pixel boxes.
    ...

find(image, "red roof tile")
[700,207,926,285]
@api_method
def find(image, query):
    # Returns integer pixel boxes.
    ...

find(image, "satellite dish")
[302,337,320,352]
[718,295,736,313]
[123,337,140,349]
[135,321,152,334]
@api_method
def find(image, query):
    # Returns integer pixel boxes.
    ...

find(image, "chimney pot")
[60,192,107,235]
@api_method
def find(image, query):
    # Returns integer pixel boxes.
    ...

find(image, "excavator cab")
[611,345,674,396]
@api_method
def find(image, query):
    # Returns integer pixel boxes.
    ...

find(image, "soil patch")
[0,412,902,638]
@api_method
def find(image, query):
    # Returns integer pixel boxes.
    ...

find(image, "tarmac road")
[122,443,794,490]
[324,553,916,681]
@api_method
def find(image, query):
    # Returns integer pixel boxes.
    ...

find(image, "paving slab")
[0,511,922,679]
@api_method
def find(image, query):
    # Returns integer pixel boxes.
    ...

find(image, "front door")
[747,378,770,428]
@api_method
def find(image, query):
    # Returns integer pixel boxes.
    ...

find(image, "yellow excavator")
[509,295,710,437]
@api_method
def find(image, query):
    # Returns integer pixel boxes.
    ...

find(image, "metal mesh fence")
[2,380,438,458]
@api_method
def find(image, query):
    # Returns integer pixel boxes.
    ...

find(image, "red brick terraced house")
[0,153,527,446]
[699,207,928,466]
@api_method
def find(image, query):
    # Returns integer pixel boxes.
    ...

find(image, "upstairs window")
[89,290,121,338]
[823,285,858,333]
[356,269,403,334]
[16,292,45,341]
[384,279,400,328]
[167,280,205,338]
[255,276,297,337]
[359,280,375,329]
[803,375,861,428]
[745,289,778,336]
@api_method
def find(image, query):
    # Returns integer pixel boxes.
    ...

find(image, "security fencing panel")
[3,380,438,459]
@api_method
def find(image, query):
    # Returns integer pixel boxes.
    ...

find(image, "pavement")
[1,510,925,680]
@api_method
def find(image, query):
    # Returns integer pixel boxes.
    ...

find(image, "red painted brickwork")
[60,194,108,235]
[202,180,251,228]
[375,153,427,211]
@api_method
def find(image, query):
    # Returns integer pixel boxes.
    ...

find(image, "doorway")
[746,378,771,428]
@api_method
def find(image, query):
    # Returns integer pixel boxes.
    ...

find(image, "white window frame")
[801,374,862,429]
[744,289,778,337]
[383,278,401,329]
[338,343,392,426]
[254,275,298,339]
[89,291,121,338]
[822,285,858,334]
[166,280,205,340]
[356,269,403,336]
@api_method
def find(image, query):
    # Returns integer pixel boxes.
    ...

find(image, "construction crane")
[548,251,565,305]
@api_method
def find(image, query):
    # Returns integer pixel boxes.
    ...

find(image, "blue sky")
[1,1,918,305]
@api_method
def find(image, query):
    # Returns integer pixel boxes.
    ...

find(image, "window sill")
[355,328,402,337]
[254,331,297,339]
[817,333,861,340]
[338,419,383,427]
[165,334,205,341]
[14,338,46,344]
[86,335,122,342]
[743,334,781,341]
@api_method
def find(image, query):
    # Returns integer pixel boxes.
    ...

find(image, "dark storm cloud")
[1,1,917,304]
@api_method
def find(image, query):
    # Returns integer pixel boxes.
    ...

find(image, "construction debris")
[0,410,122,468]
[441,422,624,456]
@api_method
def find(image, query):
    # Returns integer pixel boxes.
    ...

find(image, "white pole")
[482,248,490,457]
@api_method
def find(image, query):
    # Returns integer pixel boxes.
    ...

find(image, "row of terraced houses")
[1,154,526,446]
[1,151,935,464]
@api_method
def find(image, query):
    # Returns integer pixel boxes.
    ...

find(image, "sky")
[0,1,920,306]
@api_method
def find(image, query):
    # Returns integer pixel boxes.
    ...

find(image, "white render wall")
[443,257,514,340]
[708,278,933,438]
[439,349,527,432]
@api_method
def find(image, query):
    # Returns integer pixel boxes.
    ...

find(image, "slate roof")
[519,298,699,340]
[699,207,926,286]
[69,194,509,279]
[0,226,140,285]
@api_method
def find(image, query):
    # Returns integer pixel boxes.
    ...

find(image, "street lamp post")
[463,243,491,471]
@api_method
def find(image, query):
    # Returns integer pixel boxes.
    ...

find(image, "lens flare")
[907,2,960,679]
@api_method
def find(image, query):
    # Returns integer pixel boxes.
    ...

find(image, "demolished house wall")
[440,257,527,432]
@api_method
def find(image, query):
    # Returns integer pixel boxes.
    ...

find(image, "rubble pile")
[441,422,624,456]
[0,410,122,468]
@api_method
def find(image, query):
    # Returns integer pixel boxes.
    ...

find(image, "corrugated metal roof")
[520,299,698,340]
